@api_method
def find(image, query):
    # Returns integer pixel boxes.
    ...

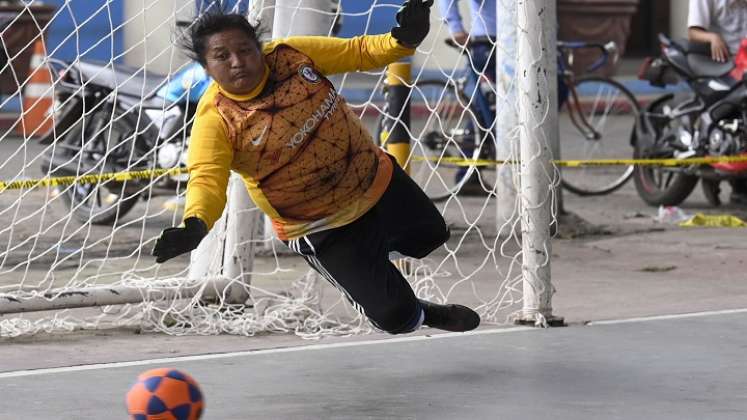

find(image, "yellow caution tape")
[3,154,747,192]
[678,213,747,228]
[414,155,747,168]
[0,168,188,192]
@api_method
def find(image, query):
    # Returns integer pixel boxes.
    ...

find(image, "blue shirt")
[437,0,497,37]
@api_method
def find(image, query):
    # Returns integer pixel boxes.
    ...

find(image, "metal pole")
[382,60,412,274]
[189,4,264,304]
[222,173,258,305]
[383,61,412,171]
[272,0,336,37]
[249,0,276,31]
[188,205,226,283]
[0,278,232,314]
[262,0,337,252]
[514,0,563,327]
[494,0,519,236]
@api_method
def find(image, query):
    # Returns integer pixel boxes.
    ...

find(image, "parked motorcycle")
[40,57,211,225]
[635,33,747,206]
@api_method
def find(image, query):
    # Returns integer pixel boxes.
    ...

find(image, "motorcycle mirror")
[658,33,671,47]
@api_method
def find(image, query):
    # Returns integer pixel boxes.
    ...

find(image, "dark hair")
[179,13,263,66]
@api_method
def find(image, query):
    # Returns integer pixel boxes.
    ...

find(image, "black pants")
[284,156,449,334]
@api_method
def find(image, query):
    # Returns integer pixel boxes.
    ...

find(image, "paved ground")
[2,310,746,419]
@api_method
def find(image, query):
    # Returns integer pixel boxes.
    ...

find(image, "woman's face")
[203,28,265,95]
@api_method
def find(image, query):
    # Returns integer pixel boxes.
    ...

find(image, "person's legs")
[286,209,424,334]
[470,43,496,84]
[374,157,481,332]
[284,159,480,333]
[376,155,450,258]
[557,75,569,110]
[454,43,496,194]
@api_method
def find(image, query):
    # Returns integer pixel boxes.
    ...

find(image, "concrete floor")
[1,310,746,419]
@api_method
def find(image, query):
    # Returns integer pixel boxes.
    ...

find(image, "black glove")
[391,0,433,48]
[152,217,208,263]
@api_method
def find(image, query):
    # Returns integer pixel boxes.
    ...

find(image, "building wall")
[44,0,124,62]
[122,0,193,74]
[670,0,689,40]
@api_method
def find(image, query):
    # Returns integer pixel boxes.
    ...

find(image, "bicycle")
[375,38,641,202]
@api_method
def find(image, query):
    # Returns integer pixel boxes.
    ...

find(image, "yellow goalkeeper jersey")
[183,33,414,240]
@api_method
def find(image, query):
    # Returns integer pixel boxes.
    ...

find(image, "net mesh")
[0,0,555,338]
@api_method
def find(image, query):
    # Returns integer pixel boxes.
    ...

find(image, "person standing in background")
[687,0,747,62]
[437,0,496,48]
[436,0,496,194]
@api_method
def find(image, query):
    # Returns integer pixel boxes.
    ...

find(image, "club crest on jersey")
[299,65,320,84]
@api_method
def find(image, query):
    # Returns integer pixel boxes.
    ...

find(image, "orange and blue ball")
[126,368,204,420]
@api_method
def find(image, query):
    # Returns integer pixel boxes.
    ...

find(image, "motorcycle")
[40,55,211,225]
[635,33,747,206]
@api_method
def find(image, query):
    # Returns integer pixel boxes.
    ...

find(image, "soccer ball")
[126,368,204,420]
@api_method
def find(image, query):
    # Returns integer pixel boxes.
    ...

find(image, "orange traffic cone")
[16,38,54,138]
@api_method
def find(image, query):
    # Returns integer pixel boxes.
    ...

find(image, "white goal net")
[0,0,558,338]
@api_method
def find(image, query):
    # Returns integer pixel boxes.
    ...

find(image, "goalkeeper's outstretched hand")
[391,0,433,48]
[152,217,208,263]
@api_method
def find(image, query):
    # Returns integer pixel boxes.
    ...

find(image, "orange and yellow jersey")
[183,33,415,240]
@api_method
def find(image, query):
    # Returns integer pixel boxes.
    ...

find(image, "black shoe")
[419,299,480,332]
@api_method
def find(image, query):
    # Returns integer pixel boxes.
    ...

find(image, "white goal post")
[513,0,562,326]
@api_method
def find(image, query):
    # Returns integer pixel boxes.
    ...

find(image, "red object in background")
[729,38,747,81]
[711,153,747,173]
[711,39,747,173]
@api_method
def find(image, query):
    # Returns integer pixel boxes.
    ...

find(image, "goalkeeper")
[153,2,480,334]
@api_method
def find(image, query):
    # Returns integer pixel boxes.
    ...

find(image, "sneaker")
[419,299,480,332]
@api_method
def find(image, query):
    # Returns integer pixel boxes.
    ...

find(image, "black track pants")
[284,156,449,334]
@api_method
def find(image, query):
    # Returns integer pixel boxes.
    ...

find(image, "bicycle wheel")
[375,79,489,202]
[559,76,640,196]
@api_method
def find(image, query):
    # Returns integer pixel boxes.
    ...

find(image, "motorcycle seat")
[669,38,711,55]
[76,60,169,99]
[687,54,734,78]
[667,38,734,78]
